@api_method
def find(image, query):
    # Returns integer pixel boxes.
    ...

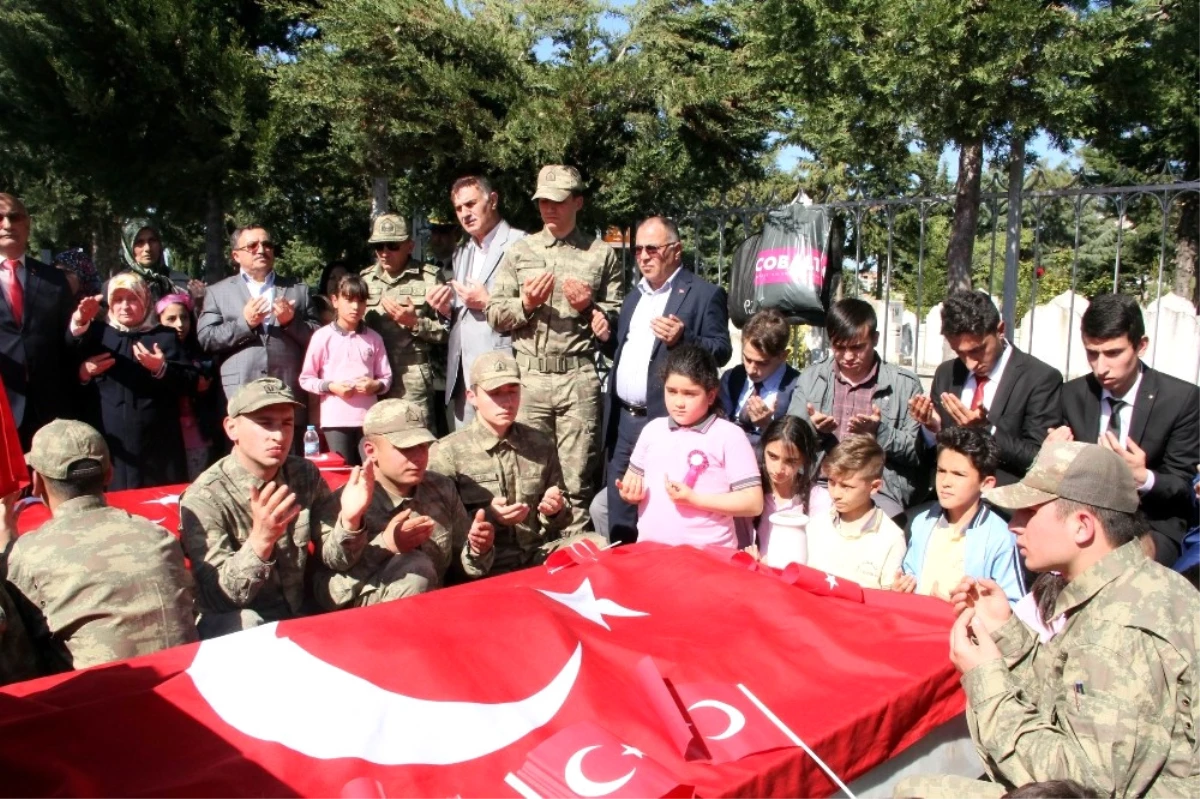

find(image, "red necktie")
[970,376,989,411]
[1,260,23,327]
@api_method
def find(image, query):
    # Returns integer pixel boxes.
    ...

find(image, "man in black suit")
[0,193,77,449]
[600,216,731,544]
[719,308,799,447]
[1047,293,1199,566]
[908,290,1062,486]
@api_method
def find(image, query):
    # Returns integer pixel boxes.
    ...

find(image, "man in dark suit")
[198,224,320,447]
[0,193,77,449]
[719,308,799,446]
[600,216,731,544]
[1047,293,1199,567]
[908,290,1062,486]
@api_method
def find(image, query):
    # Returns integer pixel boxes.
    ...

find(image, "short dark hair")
[743,309,791,358]
[1081,293,1144,345]
[936,426,999,478]
[1001,779,1091,798]
[941,291,1001,337]
[230,224,272,251]
[659,344,721,412]
[826,298,877,343]
[1054,500,1146,549]
[335,274,369,302]
[42,463,107,500]
[451,175,496,198]
[822,434,885,482]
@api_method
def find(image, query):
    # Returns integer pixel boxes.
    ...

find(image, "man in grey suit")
[429,176,525,428]
[198,225,320,443]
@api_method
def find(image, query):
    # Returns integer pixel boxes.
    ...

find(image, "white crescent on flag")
[564,745,637,797]
[688,698,746,740]
[186,623,582,765]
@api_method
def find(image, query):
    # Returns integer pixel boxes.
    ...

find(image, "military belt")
[515,353,591,375]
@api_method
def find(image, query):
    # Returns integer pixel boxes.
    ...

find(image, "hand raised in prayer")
[132,341,166,374]
[249,481,300,557]
[467,509,495,555]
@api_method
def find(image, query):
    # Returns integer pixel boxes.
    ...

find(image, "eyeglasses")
[235,240,275,253]
[633,242,677,257]
[0,212,28,224]
[374,242,404,252]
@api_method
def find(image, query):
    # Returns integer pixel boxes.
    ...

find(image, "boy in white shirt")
[806,434,906,589]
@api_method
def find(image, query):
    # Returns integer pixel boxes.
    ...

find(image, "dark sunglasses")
[235,240,275,254]
[374,242,404,252]
[633,242,676,257]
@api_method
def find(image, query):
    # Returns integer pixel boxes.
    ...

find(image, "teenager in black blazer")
[718,309,799,447]
[1049,293,1199,566]
[909,291,1062,486]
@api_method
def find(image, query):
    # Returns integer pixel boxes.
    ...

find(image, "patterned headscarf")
[53,249,102,297]
[106,272,155,332]
[120,220,175,301]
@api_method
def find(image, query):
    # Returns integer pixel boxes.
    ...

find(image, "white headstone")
[1017,291,1090,380]
[1143,293,1200,385]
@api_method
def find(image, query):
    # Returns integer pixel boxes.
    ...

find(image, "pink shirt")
[629,414,761,549]
[299,323,393,429]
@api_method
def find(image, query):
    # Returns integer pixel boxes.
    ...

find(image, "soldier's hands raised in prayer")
[467,509,494,555]
[338,460,376,531]
[538,486,565,517]
[490,496,531,526]
[382,296,419,328]
[616,472,646,504]
[521,272,555,314]
[382,508,436,554]
[249,481,300,559]
[950,576,1012,631]
[949,608,1002,674]
[561,276,593,312]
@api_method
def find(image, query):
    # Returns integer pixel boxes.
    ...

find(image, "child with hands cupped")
[68,272,195,490]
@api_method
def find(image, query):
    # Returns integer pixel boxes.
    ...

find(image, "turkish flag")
[672,682,794,763]
[777,562,866,602]
[505,720,691,798]
[0,377,25,497]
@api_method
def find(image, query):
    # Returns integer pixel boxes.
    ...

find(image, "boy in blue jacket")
[894,426,1025,603]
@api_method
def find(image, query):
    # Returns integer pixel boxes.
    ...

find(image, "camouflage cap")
[531,165,584,202]
[25,419,110,480]
[362,399,436,448]
[984,440,1139,513]
[368,213,411,244]
[227,377,304,418]
[470,351,521,391]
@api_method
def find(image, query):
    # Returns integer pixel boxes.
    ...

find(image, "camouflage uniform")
[428,352,604,575]
[313,400,492,608]
[179,379,359,631]
[483,167,621,533]
[900,442,1200,798]
[3,419,197,672]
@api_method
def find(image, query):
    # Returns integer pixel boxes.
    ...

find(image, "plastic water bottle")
[303,425,320,458]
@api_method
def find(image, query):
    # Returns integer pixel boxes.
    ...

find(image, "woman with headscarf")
[121,220,205,306]
[52,249,102,301]
[68,272,195,490]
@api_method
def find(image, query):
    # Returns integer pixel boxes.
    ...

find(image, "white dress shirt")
[735,361,788,420]
[1098,367,1154,494]
[922,341,1014,446]
[464,224,503,282]
[614,269,682,407]
[242,270,277,327]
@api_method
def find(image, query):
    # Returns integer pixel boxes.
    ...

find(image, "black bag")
[727,205,833,328]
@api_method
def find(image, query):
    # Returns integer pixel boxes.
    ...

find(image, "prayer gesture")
[72,294,103,329]
[273,297,296,326]
[243,295,270,327]
[490,496,530,526]
[907,395,942,433]
[941,392,988,428]
[338,460,376,530]
[382,508,436,554]
[467,509,495,555]
[847,404,882,436]
[353,376,380,395]
[249,480,300,556]
[132,341,166,374]
[538,485,565,517]
[328,381,357,398]
[744,394,774,427]
[561,276,593,312]
[426,283,454,317]
[382,295,419,328]
[589,306,611,342]
[650,314,684,347]
[616,471,646,504]
[1101,432,1148,484]
[950,576,1012,631]
[450,279,490,311]
[663,474,695,505]
[806,403,838,434]
[949,608,1002,674]
[78,352,115,382]
[187,278,207,303]
[891,570,917,594]
[521,272,555,313]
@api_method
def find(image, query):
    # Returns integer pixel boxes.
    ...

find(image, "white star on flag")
[537,578,648,630]
[825,573,838,590]
[621,745,644,759]
[143,493,181,506]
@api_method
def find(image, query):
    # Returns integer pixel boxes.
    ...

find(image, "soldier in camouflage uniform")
[179,378,363,637]
[896,440,1200,799]
[361,213,449,426]
[313,399,495,608]
[428,351,605,576]
[484,166,621,533]
[1,420,197,672]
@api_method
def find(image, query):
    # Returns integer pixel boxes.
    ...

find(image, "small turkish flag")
[776,562,865,603]
[505,720,690,799]
[672,682,794,763]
